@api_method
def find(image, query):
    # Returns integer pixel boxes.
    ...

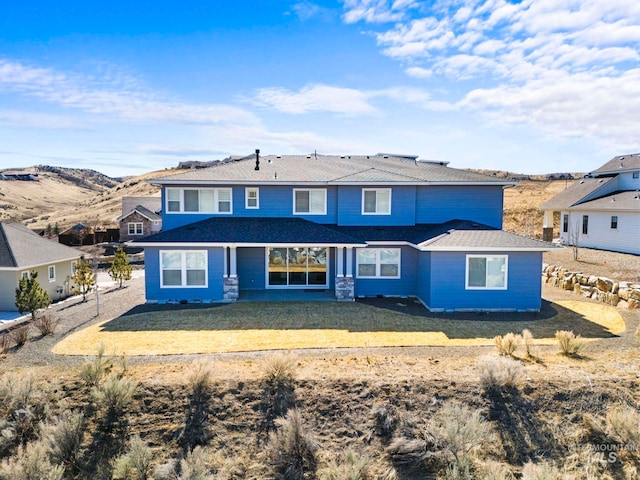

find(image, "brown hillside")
[1,166,179,231]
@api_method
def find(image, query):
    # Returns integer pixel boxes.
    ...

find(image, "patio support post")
[223,246,228,278]
[230,246,237,278]
[337,247,344,277]
[345,247,354,277]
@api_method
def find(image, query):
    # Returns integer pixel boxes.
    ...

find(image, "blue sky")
[1,0,639,177]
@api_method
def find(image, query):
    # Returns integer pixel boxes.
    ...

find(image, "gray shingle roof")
[133,217,367,246]
[420,227,554,250]
[0,223,82,269]
[150,154,515,185]
[118,205,162,222]
[568,191,640,212]
[539,177,614,210]
[590,154,640,175]
[133,218,552,251]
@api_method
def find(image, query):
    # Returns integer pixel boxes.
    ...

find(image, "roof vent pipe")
[255,149,260,171]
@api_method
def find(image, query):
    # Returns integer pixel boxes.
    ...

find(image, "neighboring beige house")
[117,197,162,242]
[540,154,640,254]
[0,222,82,311]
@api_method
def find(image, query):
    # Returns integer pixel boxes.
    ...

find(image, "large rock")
[596,278,614,292]
[587,275,598,286]
[628,299,640,310]
[630,289,640,301]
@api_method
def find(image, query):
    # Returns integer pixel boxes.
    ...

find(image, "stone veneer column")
[335,276,354,301]
[223,276,239,302]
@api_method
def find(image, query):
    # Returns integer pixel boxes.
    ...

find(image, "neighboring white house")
[0,222,83,311]
[540,154,640,255]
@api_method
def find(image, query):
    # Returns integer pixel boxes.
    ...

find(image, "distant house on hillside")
[134,151,552,311]
[118,197,162,242]
[0,222,82,311]
[540,154,640,254]
[58,223,95,246]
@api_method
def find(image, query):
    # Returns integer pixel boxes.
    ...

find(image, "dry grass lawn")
[52,299,624,356]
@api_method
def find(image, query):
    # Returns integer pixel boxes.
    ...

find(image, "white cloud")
[341,0,640,150]
[251,83,448,115]
[342,0,413,24]
[251,84,378,115]
[0,59,259,127]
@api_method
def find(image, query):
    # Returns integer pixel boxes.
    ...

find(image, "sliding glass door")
[267,247,328,288]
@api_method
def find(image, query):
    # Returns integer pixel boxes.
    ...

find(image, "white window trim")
[128,222,144,235]
[465,255,508,290]
[293,188,327,215]
[48,265,56,282]
[355,248,401,279]
[165,188,233,214]
[160,250,208,288]
[362,188,391,215]
[245,187,260,209]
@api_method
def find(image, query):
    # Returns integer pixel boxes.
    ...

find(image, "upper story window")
[166,188,232,214]
[246,188,259,209]
[293,189,326,215]
[466,255,507,290]
[128,222,144,235]
[582,215,589,235]
[633,172,639,179]
[611,216,618,229]
[362,189,391,215]
[562,214,569,233]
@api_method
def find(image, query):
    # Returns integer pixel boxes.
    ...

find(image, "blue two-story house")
[134,152,551,311]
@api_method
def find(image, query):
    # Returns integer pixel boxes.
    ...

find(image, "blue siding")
[144,246,224,302]
[337,186,416,226]
[238,247,265,290]
[415,186,504,228]
[416,251,431,306]
[162,186,338,230]
[353,246,417,297]
[428,251,542,311]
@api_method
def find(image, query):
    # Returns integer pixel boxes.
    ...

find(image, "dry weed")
[269,409,319,480]
[494,333,521,356]
[33,314,59,336]
[555,330,584,356]
[9,325,29,348]
[521,460,561,480]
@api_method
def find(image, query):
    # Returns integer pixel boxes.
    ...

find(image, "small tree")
[108,247,132,288]
[45,223,53,239]
[568,220,580,261]
[71,257,95,302]
[15,271,51,320]
[53,223,60,236]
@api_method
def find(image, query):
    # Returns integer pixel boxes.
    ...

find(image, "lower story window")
[466,255,507,290]
[356,248,400,278]
[128,222,143,235]
[160,251,207,287]
[611,216,618,229]
[48,265,56,282]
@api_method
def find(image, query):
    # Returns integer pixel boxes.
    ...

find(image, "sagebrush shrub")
[483,461,514,480]
[177,446,215,480]
[0,441,65,480]
[33,314,59,336]
[269,409,319,480]
[41,410,84,469]
[79,344,113,387]
[521,461,561,480]
[0,372,34,411]
[112,435,153,480]
[435,401,493,465]
[91,376,137,420]
[555,330,584,356]
[186,360,215,403]
[181,361,214,450]
[606,404,640,445]
[318,450,373,480]
[478,356,523,394]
